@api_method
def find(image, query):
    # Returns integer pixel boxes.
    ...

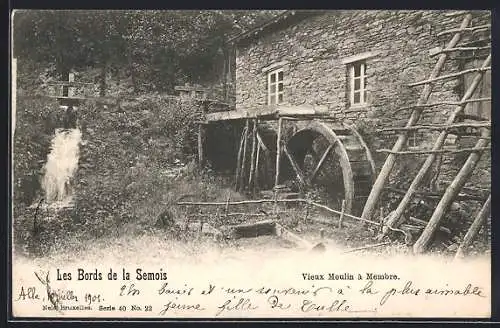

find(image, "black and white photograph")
[10,9,492,319]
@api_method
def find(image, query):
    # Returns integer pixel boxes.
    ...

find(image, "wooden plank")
[206,110,252,122]
[225,219,276,239]
[205,105,331,122]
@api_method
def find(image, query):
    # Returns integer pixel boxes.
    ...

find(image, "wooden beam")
[408,66,491,87]
[377,147,490,155]
[383,54,491,235]
[47,81,94,86]
[429,46,491,57]
[413,129,490,254]
[310,143,334,182]
[274,117,283,189]
[254,140,261,194]
[346,124,377,183]
[283,144,307,190]
[234,125,247,190]
[437,24,491,37]
[455,195,491,259]
[197,124,205,166]
[239,119,250,191]
[248,119,258,189]
[407,217,451,234]
[360,13,473,222]
[377,122,491,132]
[384,186,487,202]
[393,98,492,114]
[226,219,276,239]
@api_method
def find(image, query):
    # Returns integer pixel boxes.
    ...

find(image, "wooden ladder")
[360,11,491,253]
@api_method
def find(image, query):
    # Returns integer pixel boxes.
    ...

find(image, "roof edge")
[228,10,322,46]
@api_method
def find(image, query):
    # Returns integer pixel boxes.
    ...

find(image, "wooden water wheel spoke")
[309,143,335,183]
[281,121,376,215]
[283,144,307,190]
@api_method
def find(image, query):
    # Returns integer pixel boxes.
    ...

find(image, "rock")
[447,243,459,252]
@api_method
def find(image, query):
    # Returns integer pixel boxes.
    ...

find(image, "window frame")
[349,61,367,107]
[267,68,284,106]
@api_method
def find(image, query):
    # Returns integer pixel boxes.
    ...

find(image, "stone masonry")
[231,10,491,190]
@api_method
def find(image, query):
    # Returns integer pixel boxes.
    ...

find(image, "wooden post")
[338,199,346,228]
[239,119,250,191]
[455,195,491,259]
[274,117,283,189]
[254,139,261,195]
[257,132,271,189]
[235,125,247,190]
[379,207,385,233]
[224,195,231,220]
[248,119,258,190]
[361,13,473,222]
[384,54,491,233]
[413,128,490,254]
[197,123,205,166]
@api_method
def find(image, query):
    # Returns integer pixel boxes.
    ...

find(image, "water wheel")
[254,120,376,215]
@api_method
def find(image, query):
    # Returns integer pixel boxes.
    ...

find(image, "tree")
[12,10,283,93]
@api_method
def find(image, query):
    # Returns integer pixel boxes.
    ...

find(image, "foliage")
[72,98,204,229]
[13,95,61,210]
[13,10,283,93]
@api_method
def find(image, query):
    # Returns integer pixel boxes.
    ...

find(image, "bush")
[72,96,205,233]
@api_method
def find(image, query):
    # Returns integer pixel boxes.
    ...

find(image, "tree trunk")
[413,128,490,254]
[455,195,491,259]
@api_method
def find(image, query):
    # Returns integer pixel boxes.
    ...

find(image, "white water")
[41,128,82,208]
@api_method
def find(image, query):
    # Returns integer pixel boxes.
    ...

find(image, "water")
[41,128,82,208]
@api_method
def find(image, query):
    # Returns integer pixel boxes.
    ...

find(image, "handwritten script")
[12,266,488,318]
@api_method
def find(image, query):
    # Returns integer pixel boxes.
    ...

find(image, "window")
[267,68,284,105]
[349,61,367,106]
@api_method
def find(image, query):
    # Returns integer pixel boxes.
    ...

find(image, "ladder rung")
[376,147,490,155]
[430,46,491,57]
[377,122,491,133]
[408,66,491,87]
[443,11,470,17]
[437,24,491,37]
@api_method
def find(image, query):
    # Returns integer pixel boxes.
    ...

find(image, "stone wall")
[234,10,491,190]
